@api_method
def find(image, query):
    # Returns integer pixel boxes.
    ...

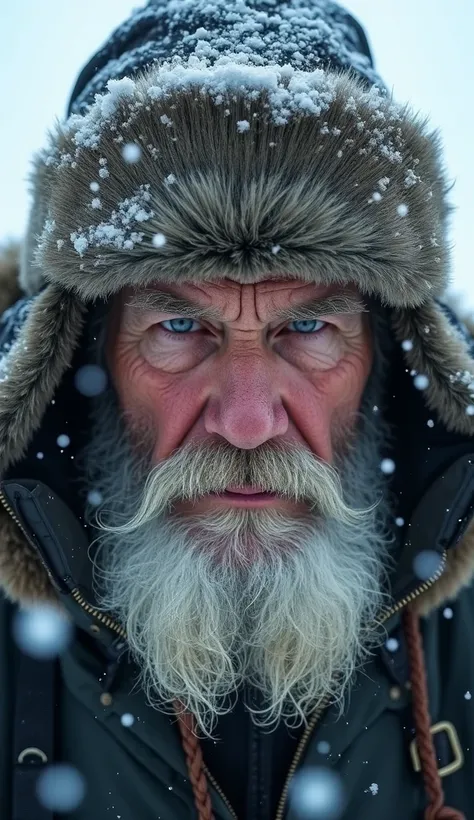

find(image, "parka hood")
[1,0,474,618]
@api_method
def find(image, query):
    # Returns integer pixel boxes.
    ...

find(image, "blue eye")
[160,318,327,336]
[288,319,326,334]
[161,318,201,334]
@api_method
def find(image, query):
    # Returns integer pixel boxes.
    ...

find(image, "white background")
[1,0,472,306]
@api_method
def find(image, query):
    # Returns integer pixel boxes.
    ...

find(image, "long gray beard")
[83,384,394,739]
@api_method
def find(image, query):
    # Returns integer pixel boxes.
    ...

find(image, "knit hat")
[1,0,473,476]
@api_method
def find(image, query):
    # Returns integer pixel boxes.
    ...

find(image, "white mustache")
[100,438,374,534]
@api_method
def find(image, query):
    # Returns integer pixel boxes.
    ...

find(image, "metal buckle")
[410,721,464,778]
[17,746,48,764]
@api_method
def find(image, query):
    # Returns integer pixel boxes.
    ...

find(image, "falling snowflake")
[152,232,167,247]
[465,691,472,701]
[401,340,413,351]
[413,374,429,390]
[74,365,107,397]
[13,604,73,660]
[380,459,396,475]
[413,550,443,581]
[122,142,142,163]
[120,713,135,727]
[36,764,86,813]
[368,783,379,796]
[395,517,405,527]
[443,607,453,619]
[87,490,103,507]
[397,204,409,217]
[385,638,399,653]
[237,120,250,133]
[57,434,71,448]
[289,767,345,819]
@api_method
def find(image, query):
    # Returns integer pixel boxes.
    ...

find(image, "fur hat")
[1,0,473,476]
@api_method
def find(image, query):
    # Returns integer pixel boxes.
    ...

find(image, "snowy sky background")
[1,0,472,308]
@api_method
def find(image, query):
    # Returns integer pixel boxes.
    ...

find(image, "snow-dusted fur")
[29,77,451,305]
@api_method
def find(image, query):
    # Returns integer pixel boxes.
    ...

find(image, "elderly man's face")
[107,278,373,511]
[95,278,387,737]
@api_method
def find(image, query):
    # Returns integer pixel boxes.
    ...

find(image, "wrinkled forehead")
[114,278,369,325]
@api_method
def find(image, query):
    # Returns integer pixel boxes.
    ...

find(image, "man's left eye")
[287,319,327,334]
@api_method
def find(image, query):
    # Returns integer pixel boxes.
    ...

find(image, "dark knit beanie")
[67,0,384,116]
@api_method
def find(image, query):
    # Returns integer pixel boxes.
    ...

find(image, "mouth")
[224,486,270,496]
[207,488,280,507]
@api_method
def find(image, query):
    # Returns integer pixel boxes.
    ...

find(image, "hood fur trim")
[0,508,57,605]
[412,517,474,618]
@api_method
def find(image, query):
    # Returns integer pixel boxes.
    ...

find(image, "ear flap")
[0,286,86,473]
[391,303,474,435]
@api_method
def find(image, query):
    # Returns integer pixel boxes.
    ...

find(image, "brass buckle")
[410,721,464,778]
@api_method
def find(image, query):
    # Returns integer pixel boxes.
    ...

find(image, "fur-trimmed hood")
[1,0,474,619]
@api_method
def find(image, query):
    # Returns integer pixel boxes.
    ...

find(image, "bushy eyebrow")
[125,289,367,323]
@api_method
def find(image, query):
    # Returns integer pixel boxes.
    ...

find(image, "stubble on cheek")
[121,405,157,465]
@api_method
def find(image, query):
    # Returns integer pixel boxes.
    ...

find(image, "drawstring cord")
[402,608,465,820]
[174,703,215,820]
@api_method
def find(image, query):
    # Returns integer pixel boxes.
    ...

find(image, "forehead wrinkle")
[125,287,367,323]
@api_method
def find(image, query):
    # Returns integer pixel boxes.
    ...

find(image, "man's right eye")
[160,318,203,335]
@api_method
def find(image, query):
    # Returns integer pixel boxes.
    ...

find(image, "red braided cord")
[173,699,215,820]
[402,609,465,820]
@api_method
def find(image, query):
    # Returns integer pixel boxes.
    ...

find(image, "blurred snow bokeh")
[413,550,444,582]
[13,604,73,660]
[36,763,86,813]
[74,364,108,397]
[288,766,345,819]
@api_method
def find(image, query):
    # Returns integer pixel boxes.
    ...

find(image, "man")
[0,1,473,818]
